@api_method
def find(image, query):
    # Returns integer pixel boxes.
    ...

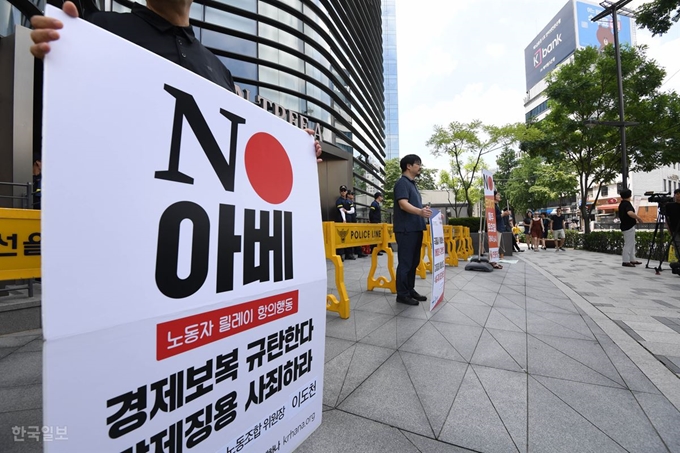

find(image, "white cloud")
[485,43,506,58]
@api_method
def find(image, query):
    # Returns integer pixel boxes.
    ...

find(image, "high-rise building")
[1,0,386,220]
[382,0,399,161]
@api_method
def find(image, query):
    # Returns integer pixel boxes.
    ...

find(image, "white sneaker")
[555,248,559,252]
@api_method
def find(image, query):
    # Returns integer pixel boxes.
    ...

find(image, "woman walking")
[530,211,544,251]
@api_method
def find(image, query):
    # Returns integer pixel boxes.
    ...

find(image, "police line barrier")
[0,208,41,288]
[323,222,467,319]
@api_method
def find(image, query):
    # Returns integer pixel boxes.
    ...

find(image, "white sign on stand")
[429,210,446,311]
[41,7,326,452]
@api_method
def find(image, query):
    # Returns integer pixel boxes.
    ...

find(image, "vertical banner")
[429,210,446,311]
[482,170,500,262]
[41,7,326,453]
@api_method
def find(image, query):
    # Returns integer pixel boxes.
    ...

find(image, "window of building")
[601,186,608,196]
[664,179,667,192]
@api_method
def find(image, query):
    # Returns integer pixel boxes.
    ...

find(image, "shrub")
[564,230,583,249]
[448,217,482,233]
[577,229,670,260]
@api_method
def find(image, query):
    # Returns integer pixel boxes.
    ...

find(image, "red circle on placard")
[487,176,494,191]
[244,132,293,204]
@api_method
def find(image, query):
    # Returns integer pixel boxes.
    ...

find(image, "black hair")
[620,189,632,199]
[400,154,421,172]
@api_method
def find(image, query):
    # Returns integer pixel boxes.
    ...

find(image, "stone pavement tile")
[337,343,395,404]
[0,351,42,387]
[642,341,680,357]
[399,322,465,363]
[528,378,626,453]
[294,409,418,453]
[637,331,680,344]
[530,334,625,387]
[525,297,579,315]
[429,305,480,327]
[0,348,14,361]
[431,322,483,362]
[400,431,477,452]
[493,294,525,310]
[338,353,432,437]
[439,366,519,453]
[14,339,42,354]
[655,355,680,375]
[526,312,594,341]
[325,337,355,363]
[580,313,607,336]
[0,334,39,349]
[359,316,427,350]
[0,384,41,414]
[470,330,524,373]
[527,336,624,389]
[323,345,355,407]
[493,307,527,331]
[533,375,667,452]
[595,334,661,394]
[400,351,467,436]
[451,303,491,326]
[473,365,528,453]
[530,311,595,339]
[624,321,677,333]
[633,391,680,452]
[354,311,394,341]
[0,409,42,453]
[354,296,397,316]
[325,314,358,342]
[485,309,525,333]
[599,306,637,315]
[454,290,498,307]
[498,283,526,296]
[486,328,528,370]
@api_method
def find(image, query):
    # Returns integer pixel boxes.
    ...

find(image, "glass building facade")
[381,0,399,161]
[1,0,387,212]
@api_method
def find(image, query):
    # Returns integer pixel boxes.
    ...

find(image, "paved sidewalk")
[1,247,679,452]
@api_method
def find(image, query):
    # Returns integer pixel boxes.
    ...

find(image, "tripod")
[645,208,680,275]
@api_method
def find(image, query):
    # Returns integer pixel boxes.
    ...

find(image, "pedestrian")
[335,185,355,260]
[510,220,523,252]
[30,1,323,156]
[618,189,644,267]
[494,191,510,262]
[346,191,367,258]
[540,213,550,249]
[550,207,567,251]
[665,189,680,267]
[530,211,544,251]
[393,154,431,305]
[523,210,533,249]
[369,192,384,255]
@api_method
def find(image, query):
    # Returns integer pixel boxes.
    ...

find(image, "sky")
[394,0,680,174]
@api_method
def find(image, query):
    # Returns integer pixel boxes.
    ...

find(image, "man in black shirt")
[369,192,384,255]
[619,189,643,267]
[550,207,566,252]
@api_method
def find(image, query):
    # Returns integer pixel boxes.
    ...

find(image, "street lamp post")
[591,0,635,190]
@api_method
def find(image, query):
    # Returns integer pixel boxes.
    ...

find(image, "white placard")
[41,6,326,452]
[429,210,445,311]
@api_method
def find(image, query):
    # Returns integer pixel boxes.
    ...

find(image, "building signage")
[575,1,633,50]
[235,86,323,140]
[524,0,577,91]
[41,7,326,452]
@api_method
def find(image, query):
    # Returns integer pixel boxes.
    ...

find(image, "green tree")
[416,167,439,190]
[427,120,531,216]
[438,169,467,217]
[382,158,401,209]
[522,45,680,233]
[494,146,519,200]
[636,0,680,36]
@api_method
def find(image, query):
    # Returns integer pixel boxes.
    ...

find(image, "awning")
[596,204,619,211]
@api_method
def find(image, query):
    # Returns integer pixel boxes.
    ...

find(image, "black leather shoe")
[357,254,368,258]
[410,291,427,302]
[396,295,419,306]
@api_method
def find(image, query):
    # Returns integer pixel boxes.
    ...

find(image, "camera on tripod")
[645,191,673,214]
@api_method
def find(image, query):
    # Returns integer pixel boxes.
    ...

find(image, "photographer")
[665,188,680,266]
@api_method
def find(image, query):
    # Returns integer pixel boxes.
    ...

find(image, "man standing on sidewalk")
[664,188,680,268]
[619,190,643,267]
[369,192,384,255]
[393,155,432,305]
[550,207,567,251]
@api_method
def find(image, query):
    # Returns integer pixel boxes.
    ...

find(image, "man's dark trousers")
[396,231,423,297]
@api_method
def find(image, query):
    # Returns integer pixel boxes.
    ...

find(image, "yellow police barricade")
[444,225,459,266]
[463,226,474,258]
[0,209,41,295]
[453,226,467,260]
[323,222,395,319]
[416,225,431,278]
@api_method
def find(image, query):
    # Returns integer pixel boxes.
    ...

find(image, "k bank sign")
[524,0,577,91]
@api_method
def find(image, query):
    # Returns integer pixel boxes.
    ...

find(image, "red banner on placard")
[156,290,299,360]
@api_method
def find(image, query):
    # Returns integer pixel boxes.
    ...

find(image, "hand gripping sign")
[41,7,326,452]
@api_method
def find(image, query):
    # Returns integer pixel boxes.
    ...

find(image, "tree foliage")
[427,120,532,216]
[381,158,438,210]
[521,45,680,233]
[636,0,680,36]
